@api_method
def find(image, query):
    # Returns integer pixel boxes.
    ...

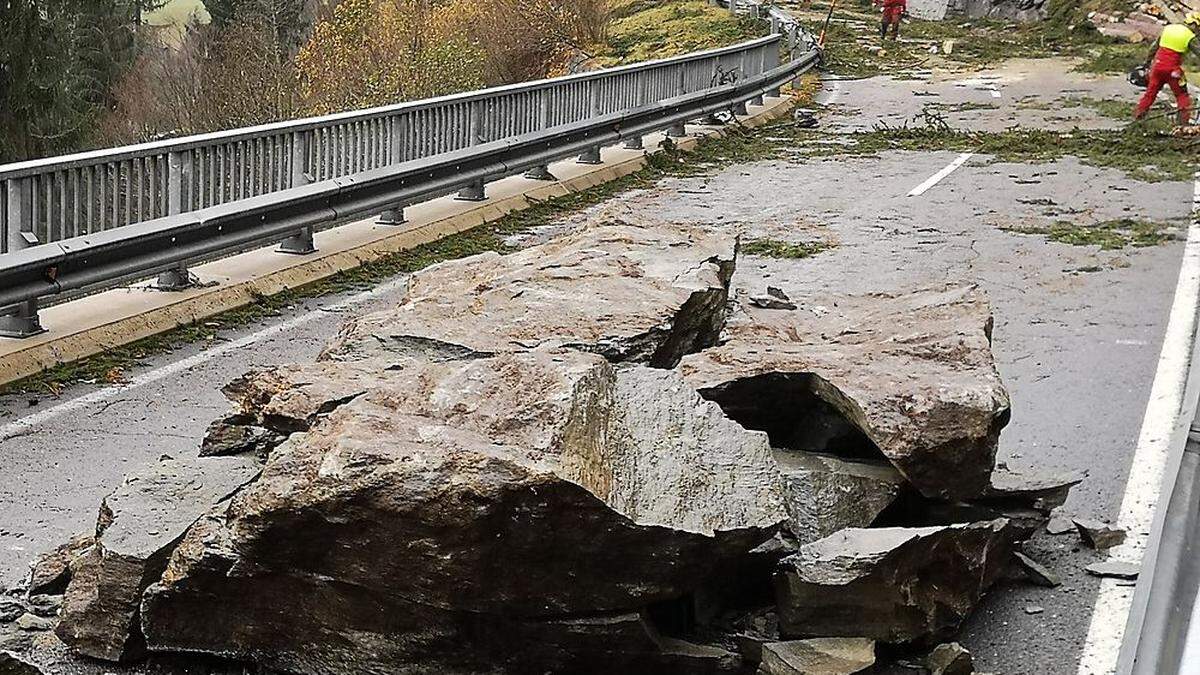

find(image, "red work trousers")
[1135,66,1192,125]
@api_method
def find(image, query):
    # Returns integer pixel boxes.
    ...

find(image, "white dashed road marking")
[907,152,974,197]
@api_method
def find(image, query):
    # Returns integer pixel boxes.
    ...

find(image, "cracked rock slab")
[679,284,1010,500]
[774,519,1018,643]
[139,351,784,674]
[55,456,260,662]
[319,221,737,369]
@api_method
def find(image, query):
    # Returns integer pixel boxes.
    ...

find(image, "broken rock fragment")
[26,533,93,597]
[775,520,1018,642]
[55,456,259,662]
[1074,518,1127,550]
[1086,560,1140,580]
[1013,551,1061,588]
[775,451,904,545]
[321,222,738,368]
[757,638,875,674]
[680,285,1010,500]
[925,642,973,675]
[139,352,785,674]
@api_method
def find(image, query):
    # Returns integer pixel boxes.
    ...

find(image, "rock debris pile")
[8,221,1082,674]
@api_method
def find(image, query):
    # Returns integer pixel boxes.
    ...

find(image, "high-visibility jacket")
[1154,24,1195,70]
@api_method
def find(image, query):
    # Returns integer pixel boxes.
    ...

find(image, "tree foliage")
[98,21,301,145]
[204,0,313,51]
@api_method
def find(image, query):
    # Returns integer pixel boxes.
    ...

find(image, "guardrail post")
[770,15,781,34]
[279,133,317,253]
[767,38,783,98]
[457,101,487,201]
[0,178,45,338]
[379,117,408,224]
[727,0,736,14]
[525,89,556,180]
[668,69,688,137]
[156,151,195,288]
[578,82,602,165]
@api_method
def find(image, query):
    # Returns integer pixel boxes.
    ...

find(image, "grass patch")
[760,107,1193,182]
[1007,217,1179,249]
[0,119,809,397]
[1072,43,1147,74]
[741,238,830,258]
[599,0,761,64]
[1061,95,1131,119]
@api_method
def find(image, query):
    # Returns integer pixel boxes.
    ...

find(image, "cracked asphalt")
[0,57,1189,674]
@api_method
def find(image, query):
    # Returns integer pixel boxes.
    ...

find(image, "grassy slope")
[597,0,762,64]
[144,0,210,27]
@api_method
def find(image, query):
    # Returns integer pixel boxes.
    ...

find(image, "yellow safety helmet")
[1186,11,1200,28]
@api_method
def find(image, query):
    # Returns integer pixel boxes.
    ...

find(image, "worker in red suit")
[874,0,906,41]
[1134,13,1200,126]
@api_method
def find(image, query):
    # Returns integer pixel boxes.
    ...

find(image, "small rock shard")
[14,614,51,632]
[925,642,973,675]
[775,451,904,544]
[1013,551,1061,588]
[750,287,797,311]
[775,520,1017,642]
[757,638,875,674]
[1073,518,1127,550]
[1024,605,1045,615]
[1085,560,1140,580]
[26,533,93,597]
[55,456,260,662]
[1046,516,1075,535]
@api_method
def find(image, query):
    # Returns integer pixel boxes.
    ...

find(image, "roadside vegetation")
[0,0,755,162]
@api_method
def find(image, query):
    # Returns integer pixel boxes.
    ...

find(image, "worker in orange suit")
[874,0,906,41]
[1134,13,1200,126]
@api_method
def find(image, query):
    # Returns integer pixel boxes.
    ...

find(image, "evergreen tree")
[0,0,156,162]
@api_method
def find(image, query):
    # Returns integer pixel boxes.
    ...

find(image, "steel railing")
[0,6,818,337]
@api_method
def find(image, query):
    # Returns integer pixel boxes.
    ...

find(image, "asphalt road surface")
[0,58,1191,674]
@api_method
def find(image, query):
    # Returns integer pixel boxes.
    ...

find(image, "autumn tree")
[295,0,485,115]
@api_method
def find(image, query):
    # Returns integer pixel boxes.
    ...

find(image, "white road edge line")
[0,275,412,442]
[1076,171,1200,675]
[906,152,974,197]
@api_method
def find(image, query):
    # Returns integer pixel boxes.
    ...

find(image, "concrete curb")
[0,96,797,388]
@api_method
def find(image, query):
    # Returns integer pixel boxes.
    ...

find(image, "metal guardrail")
[1117,306,1200,674]
[0,14,820,337]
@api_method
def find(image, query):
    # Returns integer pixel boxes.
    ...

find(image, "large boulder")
[139,351,785,674]
[55,457,260,662]
[679,285,1010,500]
[319,222,737,368]
[774,520,1018,643]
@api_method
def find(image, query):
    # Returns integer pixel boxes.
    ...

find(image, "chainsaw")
[1129,65,1149,88]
